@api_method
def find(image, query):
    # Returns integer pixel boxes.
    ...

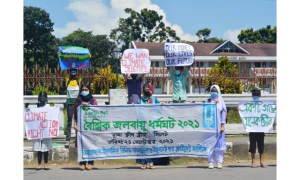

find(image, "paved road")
[24,164,276,180]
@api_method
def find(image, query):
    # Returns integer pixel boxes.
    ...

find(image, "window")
[195,62,204,67]
[262,62,267,68]
[209,62,216,67]
[214,41,245,54]
[255,62,261,68]
[155,62,159,67]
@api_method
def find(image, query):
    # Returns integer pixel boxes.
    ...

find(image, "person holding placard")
[65,69,81,148]
[206,85,227,169]
[73,83,98,171]
[28,92,52,170]
[167,66,191,103]
[123,74,145,104]
[248,89,267,168]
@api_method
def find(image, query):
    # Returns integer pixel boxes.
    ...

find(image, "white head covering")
[209,84,227,113]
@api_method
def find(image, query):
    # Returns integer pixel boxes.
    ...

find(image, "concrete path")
[24,164,276,180]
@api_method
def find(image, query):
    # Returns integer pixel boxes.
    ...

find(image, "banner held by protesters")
[77,103,220,161]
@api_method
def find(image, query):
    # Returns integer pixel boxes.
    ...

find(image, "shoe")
[141,165,146,170]
[80,165,85,171]
[44,168,50,170]
[217,163,222,169]
[64,141,70,148]
[36,168,42,171]
[208,163,214,169]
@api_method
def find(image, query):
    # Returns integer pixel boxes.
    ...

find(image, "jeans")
[66,104,74,141]
[79,161,94,166]
[37,151,48,164]
[141,158,153,165]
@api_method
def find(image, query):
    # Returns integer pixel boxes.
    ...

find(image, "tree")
[110,8,180,50]
[60,29,115,69]
[238,25,276,43]
[24,6,57,67]
[196,28,223,43]
[203,56,242,94]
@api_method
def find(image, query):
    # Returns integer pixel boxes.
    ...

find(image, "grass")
[227,107,242,124]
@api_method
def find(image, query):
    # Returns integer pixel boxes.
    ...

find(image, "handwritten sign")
[164,43,194,67]
[58,46,90,70]
[120,49,151,74]
[24,107,60,140]
[77,104,219,161]
[238,101,276,132]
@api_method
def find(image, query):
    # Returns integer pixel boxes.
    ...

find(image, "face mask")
[81,91,89,97]
[131,75,137,80]
[175,70,181,75]
[144,91,152,97]
[71,71,77,76]
[39,98,47,104]
[252,96,260,101]
[211,92,218,98]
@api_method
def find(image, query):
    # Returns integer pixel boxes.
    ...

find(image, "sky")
[23,0,276,43]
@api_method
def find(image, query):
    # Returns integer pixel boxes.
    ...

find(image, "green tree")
[238,25,276,43]
[203,56,242,94]
[24,6,57,67]
[196,28,223,43]
[110,8,180,50]
[60,29,115,69]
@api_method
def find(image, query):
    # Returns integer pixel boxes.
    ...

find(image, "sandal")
[80,165,85,171]
[141,165,146,170]
[260,163,267,168]
[149,164,155,169]
[86,165,93,171]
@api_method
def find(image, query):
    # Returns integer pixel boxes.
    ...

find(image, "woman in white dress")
[30,92,52,170]
[206,85,227,169]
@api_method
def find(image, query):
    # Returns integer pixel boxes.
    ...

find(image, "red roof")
[133,41,276,56]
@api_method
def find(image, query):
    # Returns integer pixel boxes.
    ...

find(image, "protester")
[248,88,267,168]
[123,74,145,104]
[28,92,52,170]
[167,66,191,103]
[73,83,97,171]
[206,85,227,169]
[136,83,160,169]
[65,69,81,148]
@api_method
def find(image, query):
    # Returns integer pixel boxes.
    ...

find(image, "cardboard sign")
[164,43,194,67]
[24,107,60,139]
[239,101,276,132]
[121,49,150,74]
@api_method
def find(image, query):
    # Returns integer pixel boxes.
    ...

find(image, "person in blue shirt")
[137,83,160,169]
[167,66,191,103]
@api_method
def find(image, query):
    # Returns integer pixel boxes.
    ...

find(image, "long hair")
[37,91,48,107]
[73,83,93,120]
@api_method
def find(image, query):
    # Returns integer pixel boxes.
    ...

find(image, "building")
[131,40,277,94]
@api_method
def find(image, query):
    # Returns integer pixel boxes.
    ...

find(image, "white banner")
[77,104,220,161]
[120,49,151,74]
[24,107,60,140]
[164,43,194,67]
[238,101,276,132]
